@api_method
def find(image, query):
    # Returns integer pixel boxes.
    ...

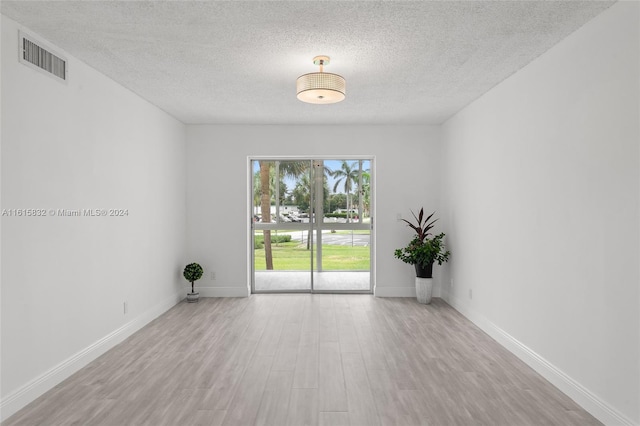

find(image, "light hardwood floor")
[3,295,601,426]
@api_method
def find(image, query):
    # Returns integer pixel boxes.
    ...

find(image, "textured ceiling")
[1,1,614,125]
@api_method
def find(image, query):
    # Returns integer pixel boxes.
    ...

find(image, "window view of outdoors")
[252,159,371,274]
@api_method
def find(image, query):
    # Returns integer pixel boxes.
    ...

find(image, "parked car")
[278,215,292,223]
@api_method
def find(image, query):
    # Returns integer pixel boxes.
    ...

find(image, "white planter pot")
[415,277,433,304]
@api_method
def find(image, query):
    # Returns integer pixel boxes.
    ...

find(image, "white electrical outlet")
[469,289,473,299]
[211,271,216,280]
[123,301,128,314]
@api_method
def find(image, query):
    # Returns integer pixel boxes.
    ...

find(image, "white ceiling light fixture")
[296,56,346,104]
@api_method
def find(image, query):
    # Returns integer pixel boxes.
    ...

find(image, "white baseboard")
[375,280,444,298]
[445,294,636,426]
[0,290,184,422]
[374,285,415,297]
[195,285,249,298]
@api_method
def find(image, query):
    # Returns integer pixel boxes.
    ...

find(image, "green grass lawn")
[254,242,370,271]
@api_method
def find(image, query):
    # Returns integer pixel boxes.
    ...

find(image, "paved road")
[285,231,370,247]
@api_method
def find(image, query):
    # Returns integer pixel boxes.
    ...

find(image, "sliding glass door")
[251,158,372,293]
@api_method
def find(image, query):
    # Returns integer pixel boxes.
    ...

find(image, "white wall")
[0,16,187,420]
[441,2,639,425]
[186,125,444,298]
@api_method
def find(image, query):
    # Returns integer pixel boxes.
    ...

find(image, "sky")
[251,159,370,195]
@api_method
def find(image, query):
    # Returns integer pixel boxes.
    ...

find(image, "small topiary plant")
[183,263,203,294]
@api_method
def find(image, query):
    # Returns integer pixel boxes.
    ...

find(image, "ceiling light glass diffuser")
[296,56,345,104]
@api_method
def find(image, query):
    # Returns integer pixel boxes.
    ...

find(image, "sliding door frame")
[248,155,376,294]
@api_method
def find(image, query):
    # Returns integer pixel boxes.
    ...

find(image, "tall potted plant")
[183,262,203,303]
[394,209,450,304]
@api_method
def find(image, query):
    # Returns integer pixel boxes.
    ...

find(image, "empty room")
[1,1,638,425]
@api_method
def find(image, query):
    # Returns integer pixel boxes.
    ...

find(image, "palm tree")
[292,173,312,213]
[331,161,359,222]
[359,170,371,217]
[259,161,275,269]
[292,173,312,249]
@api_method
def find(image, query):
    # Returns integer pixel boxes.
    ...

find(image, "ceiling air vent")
[19,31,67,82]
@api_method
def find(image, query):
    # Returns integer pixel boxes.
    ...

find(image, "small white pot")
[415,277,433,304]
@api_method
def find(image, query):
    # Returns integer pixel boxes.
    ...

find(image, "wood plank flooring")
[3,295,601,426]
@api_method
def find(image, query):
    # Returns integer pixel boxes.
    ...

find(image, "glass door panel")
[252,159,313,292]
[313,159,371,292]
